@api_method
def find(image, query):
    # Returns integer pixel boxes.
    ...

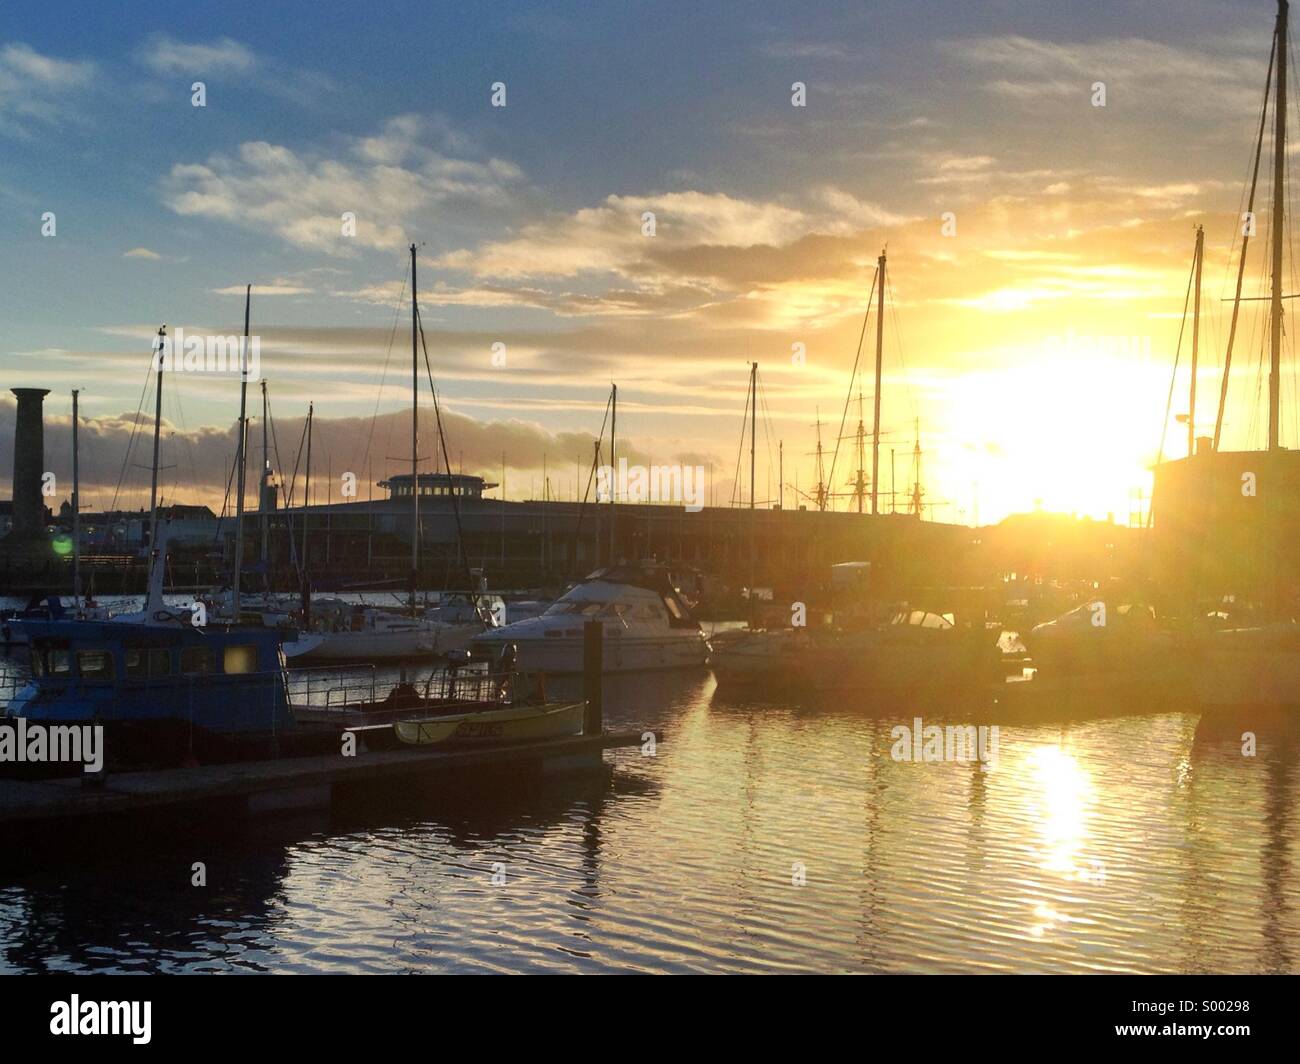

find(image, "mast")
[71,389,81,608]
[1189,225,1203,458]
[260,378,269,566]
[890,447,896,514]
[748,363,757,617]
[855,390,866,513]
[911,419,924,516]
[778,439,783,509]
[147,325,166,593]
[812,410,827,511]
[749,364,756,512]
[233,285,251,617]
[608,382,617,564]
[872,250,885,514]
[301,402,312,569]
[1215,30,1275,450]
[1270,0,1288,451]
[410,242,420,614]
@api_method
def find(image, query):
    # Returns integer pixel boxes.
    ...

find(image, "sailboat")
[709,254,1003,696]
[1195,0,1300,711]
[281,245,494,663]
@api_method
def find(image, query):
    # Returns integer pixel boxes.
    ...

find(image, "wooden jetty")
[0,729,650,829]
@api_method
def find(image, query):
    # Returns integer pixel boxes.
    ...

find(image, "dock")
[0,729,651,830]
[0,619,653,832]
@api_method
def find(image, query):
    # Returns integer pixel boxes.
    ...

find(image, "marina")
[3,0,1300,1010]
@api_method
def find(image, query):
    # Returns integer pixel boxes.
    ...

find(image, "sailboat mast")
[147,325,166,590]
[1189,226,1203,458]
[71,389,81,608]
[872,251,885,515]
[856,391,866,514]
[749,363,757,614]
[301,402,312,568]
[609,382,617,563]
[260,379,269,566]
[233,285,251,617]
[1270,0,1288,451]
[749,363,756,511]
[410,242,419,613]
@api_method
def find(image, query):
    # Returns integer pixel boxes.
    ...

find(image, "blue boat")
[3,615,543,772]
[3,619,309,767]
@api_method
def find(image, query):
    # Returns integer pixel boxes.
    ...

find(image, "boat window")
[49,648,73,675]
[223,644,259,674]
[920,613,953,630]
[125,645,171,677]
[181,647,216,675]
[77,650,115,681]
[29,647,44,677]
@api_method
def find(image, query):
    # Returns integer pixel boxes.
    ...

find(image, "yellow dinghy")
[393,700,586,746]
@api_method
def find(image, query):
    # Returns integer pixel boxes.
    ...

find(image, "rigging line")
[758,372,779,500]
[108,345,158,513]
[359,259,410,478]
[283,412,309,511]
[1216,34,1270,452]
[265,391,301,574]
[827,269,878,503]
[729,368,752,506]
[758,374,776,474]
[1152,248,1198,503]
[1215,33,1279,449]
[208,441,239,552]
[415,304,476,587]
[573,392,613,549]
[885,272,919,425]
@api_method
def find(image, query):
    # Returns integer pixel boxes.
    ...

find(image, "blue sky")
[0,0,1290,521]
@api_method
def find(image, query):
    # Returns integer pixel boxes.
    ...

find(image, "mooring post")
[583,619,603,735]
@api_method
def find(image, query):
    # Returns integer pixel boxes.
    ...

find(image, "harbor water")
[1,639,1296,974]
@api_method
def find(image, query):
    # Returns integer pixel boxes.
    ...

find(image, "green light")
[51,534,73,557]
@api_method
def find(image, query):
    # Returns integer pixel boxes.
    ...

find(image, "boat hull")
[284,623,481,662]
[711,627,1002,695]
[473,633,709,673]
[393,700,585,745]
[1198,623,1300,709]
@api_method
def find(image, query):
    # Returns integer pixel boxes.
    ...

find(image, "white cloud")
[0,43,95,132]
[135,34,255,75]
[214,281,312,296]
[941,33,1266,118]
[162,115,525,253]
[122,247,161,260]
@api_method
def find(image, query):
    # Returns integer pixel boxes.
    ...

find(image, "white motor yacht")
[471,565,710,673]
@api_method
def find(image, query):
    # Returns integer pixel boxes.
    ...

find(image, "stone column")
[10,388,50,536]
